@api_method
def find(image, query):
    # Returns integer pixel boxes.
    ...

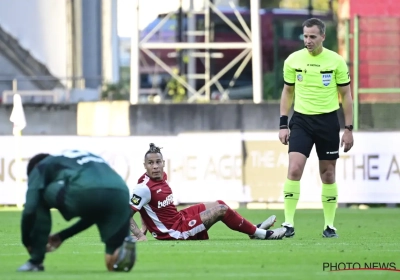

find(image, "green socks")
[284,180,338,229]
[283,179,300,225]
[322,183,338,228]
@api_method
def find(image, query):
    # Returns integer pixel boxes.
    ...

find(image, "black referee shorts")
[288,111,340,160]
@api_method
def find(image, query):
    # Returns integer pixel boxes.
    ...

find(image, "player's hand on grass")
[341,130,354,153]
[279,128,290,145]
[46,234,63,252]
[132,234,148,242]
[137,235,148,242]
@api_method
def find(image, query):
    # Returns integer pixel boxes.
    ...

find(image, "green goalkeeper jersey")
[21,150,128,245]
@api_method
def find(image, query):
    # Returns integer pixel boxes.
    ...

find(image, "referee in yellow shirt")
[278,18,354,238]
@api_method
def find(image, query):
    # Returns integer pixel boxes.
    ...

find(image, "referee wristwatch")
[345,125,353,131]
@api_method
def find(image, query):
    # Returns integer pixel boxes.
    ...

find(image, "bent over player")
[278,18,354,238]
[129,143,287,241]
[18,150,136,272]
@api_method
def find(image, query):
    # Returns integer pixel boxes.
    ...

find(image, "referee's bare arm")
[281,56,295,118]
[338,85,353,129]
[280,84,294,117]
[279,84,294,145]
[338,85,354,152]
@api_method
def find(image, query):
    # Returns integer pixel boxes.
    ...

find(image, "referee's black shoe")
[322,226,338,238]
[281,222,295,238]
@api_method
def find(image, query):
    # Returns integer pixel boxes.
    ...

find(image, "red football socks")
[217,200,256,235]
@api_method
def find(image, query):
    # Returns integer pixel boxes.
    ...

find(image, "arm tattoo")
[141,216,148,234]
[200,205,226,229]
[130,218,144,238]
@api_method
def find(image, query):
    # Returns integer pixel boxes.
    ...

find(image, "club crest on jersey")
[297,74,303,82]
[131,194,142,206]
[188,220,197,227]
[321,73,332,86]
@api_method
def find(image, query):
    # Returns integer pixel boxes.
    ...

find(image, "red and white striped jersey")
[129,172,186,239]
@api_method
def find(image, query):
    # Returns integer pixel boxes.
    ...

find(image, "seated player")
[17,150,136,272]
[129,143,287,241]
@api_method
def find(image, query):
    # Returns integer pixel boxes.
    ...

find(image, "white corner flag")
[10,93,26,135]
[10,93,26,209]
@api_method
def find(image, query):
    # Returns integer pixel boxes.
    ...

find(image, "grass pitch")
[0,208,399,280]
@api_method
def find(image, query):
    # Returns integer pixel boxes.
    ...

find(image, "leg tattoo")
[200,205,227,229]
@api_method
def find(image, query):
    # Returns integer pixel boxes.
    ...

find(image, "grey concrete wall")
[129,103,346,135]
[0,104,77,135]
[0,102,398,136]
[129,102,286,135]
[357,103,400,130]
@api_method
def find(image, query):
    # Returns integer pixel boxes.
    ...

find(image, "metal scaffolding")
[130,0,262,104]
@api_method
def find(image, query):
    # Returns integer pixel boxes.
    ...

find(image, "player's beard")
[151,171,162,181]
